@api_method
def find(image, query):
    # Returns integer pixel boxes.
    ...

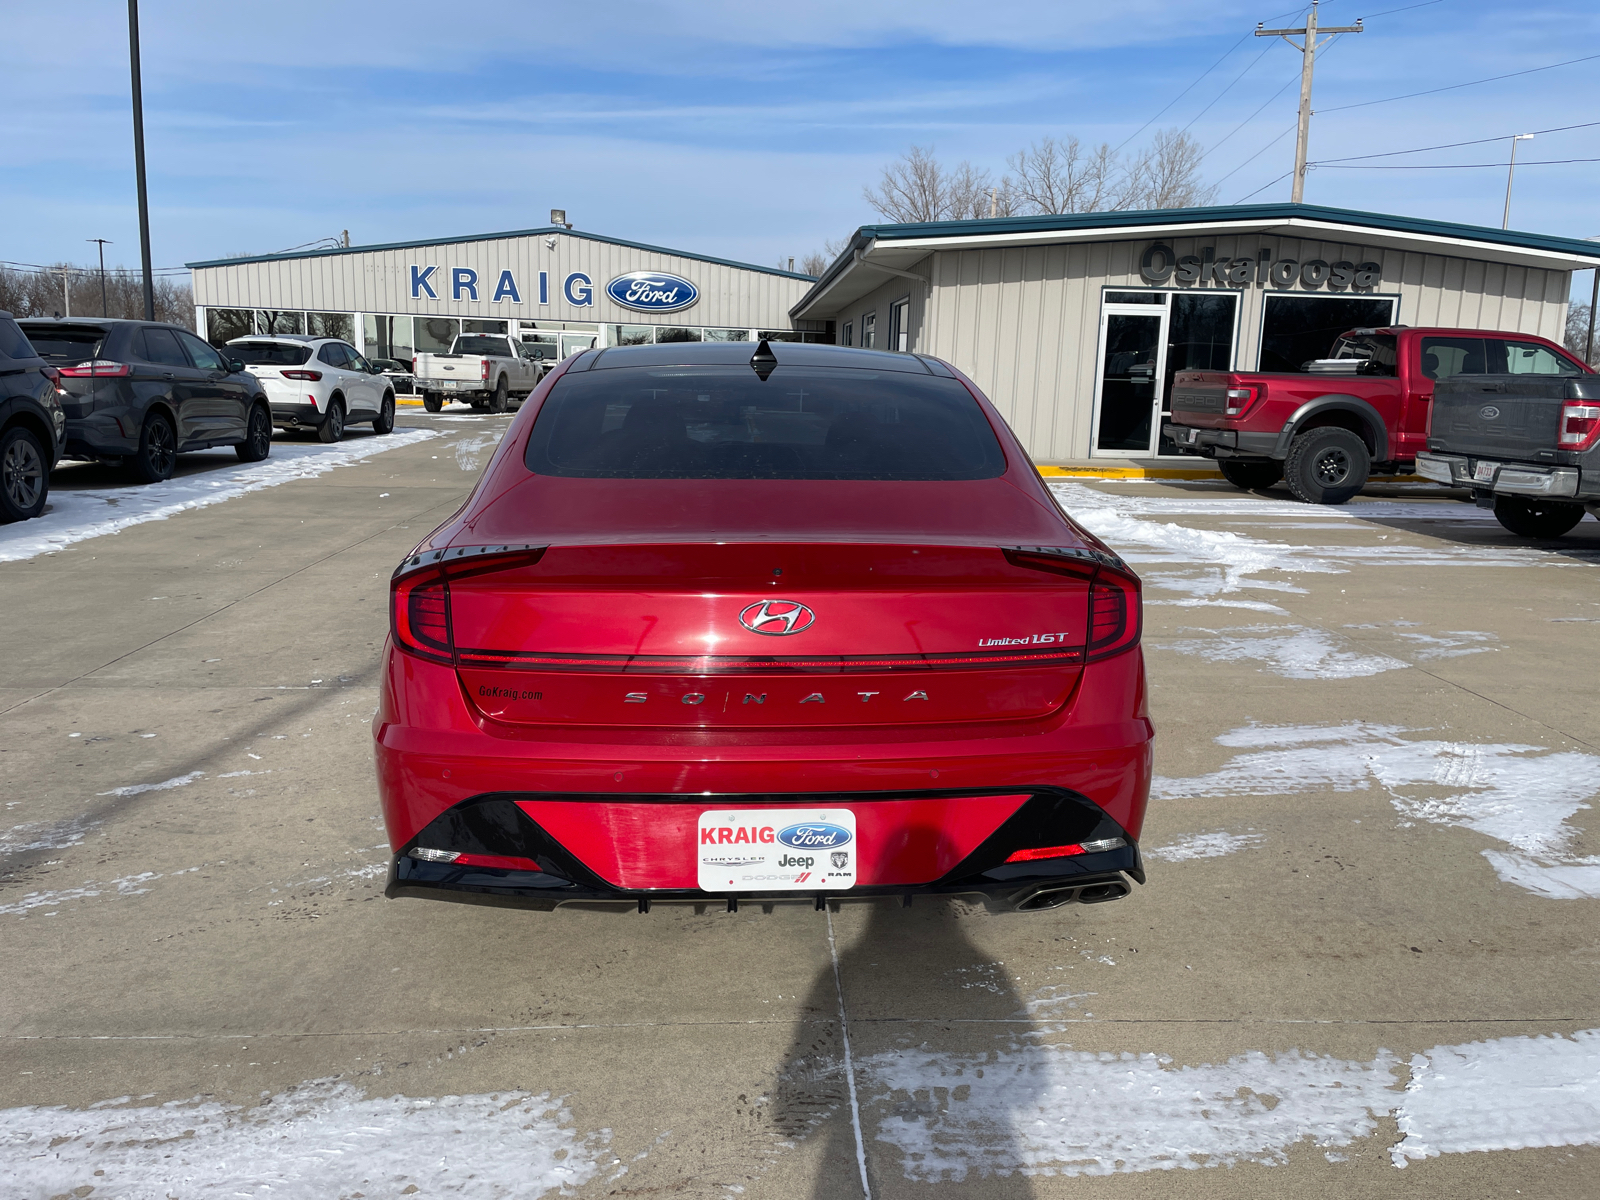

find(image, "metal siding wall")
[819,235,1572,463]
[190,235,811,329]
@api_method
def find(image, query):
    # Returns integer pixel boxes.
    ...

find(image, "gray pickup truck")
[1415,368,1600,538]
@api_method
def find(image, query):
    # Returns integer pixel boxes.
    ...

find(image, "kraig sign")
[1140,244,1381,291]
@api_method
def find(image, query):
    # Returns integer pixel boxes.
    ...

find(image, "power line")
[0,258,189,277]
[1310,120,1600,164]
[1319,51,1600,113]
[1181,42,1277,135]
[1114,30,1254,153]
[1214,122,1300,188]
[1362,0,1444,16]
[1234,168,1297,203]
[1315,157,1600,169]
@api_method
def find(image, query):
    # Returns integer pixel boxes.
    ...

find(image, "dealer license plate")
[1473,460,1498,482]
[697,808,857,892]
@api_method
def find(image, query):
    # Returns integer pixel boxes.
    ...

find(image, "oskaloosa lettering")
[697,809,856,891]
[606,271,700,314]
[1140,243,1381,291]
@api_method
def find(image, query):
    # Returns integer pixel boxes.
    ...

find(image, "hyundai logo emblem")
[739,599,815,635]
[1479,405,1501,420]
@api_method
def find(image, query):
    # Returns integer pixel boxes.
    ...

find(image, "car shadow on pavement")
[771,894,1043,1199]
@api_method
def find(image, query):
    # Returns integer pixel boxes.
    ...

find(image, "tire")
[423,393,443,413]
[1284,427,1370,505]
[234,401,272,462]
[489,375,509,414]
[0,426,48,522]
[1218,460,1283,491]
[373,392,396,435]
[317,399,346,443]
[1492,495,1585,539]
[129,411,177,483]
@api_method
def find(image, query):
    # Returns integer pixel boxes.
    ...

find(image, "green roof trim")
[187,226,817,281]
[796,202,1600,312]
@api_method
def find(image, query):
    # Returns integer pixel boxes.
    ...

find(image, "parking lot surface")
[3,413,1598,1198]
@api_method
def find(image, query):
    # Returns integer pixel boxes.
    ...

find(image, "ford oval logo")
[1479,405,1501,420]
[606,271,699,313]
[778,822,852,849]
[739,599,815,635]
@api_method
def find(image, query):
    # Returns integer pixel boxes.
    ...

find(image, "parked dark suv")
[0,312,66,522]
[19,317,272,483]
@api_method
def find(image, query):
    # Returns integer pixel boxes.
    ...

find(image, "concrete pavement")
[2,418,1597,1197]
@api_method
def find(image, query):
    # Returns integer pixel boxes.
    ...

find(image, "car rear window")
[230,341,312,366]
[523,365,1007,480]
[455,336,513,356]
[21,325,105,364]
[0,318,38,361]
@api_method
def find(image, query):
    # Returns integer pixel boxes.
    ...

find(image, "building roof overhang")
[791,203,1600,318]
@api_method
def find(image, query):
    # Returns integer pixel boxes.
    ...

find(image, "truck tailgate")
[415,354,485,383]
[1430,375,1597,458]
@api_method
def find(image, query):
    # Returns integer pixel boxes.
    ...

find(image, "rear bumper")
[270,402,328,429]
[63,415,137,457]
[417,378,487,395]
[1163,422,1280,459]
[1416,451,1587,498]
[385,787,1144,914]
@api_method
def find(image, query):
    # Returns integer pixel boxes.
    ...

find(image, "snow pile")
[1145,830,1263,862]
[1156,723,1600,898]
[0,428,436,563]
[1,1078,605,1198]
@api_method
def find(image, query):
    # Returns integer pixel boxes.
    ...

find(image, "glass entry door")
[1093,306,1167,455]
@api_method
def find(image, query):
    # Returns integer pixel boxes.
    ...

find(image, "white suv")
[228,336,395,442]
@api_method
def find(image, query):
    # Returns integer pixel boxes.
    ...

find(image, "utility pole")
[127,0,155,321]
[1502,133,1535,230]
[60,266,72,318]
[88,238,112,316]
[1257,2,1363,203]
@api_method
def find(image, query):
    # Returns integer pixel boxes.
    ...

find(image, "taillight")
[1559,402,1600,450]
[481,359,491,380]
[1086,566,1141,662]
[282,369,323,381]
[1224,386,1257,416]
[411,357,417,373]
[56,360,130,377]
[1003,546,1142,663]
[392,571,452,663]
[389,546,548,664]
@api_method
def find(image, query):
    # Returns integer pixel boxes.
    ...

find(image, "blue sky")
[5,0,1598,285]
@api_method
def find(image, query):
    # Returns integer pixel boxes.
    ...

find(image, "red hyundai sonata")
[375,340,1152,914]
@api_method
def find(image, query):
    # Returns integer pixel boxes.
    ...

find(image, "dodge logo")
[739,599,815,636]
[1479,405,1501,420]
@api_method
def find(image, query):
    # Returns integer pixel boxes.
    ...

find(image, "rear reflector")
[56,360,130,377]
[1005,836,1125,864]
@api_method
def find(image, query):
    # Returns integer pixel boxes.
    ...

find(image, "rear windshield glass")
[455,336,512,356]
[0,319,37,361]
[1329,333,1397,375]
[524,365,1007,480]
[230,341,312,366]
[22,326,105,363]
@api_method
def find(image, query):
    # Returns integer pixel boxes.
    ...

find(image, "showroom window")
[1258,295,1396,373]
[307,312,354,341]
[657,327,702,343]
[255,310,304,336]
[702,328,752,342]
[414,317,460,354]
[757,330,803,343]
[463,319,507,335]
[608,324,655,346]
[206,308,253,348]
[364,315,414,364]
[861,312,875,349]
[889,299,910,351]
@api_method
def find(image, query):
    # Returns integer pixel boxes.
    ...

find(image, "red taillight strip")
[454,647,1085,673]
[392,543,548,582]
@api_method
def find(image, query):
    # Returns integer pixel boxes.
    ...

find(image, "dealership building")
[189,203,1600,462]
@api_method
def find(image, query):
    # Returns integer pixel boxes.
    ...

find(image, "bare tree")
[799,238,850,278]
[1565,302,1596,365]
[864,145,1006,223]
[1119,129,1217,210]
[0,264,193,326]
[1008,136,1117,215]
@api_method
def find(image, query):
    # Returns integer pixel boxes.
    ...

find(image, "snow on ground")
[1155,724,1600,899]
[1163,625,1409,680]
[1,1078,607,1199]
[865,1029,1600,1179]
[1145,830,1263,862]
[0,428,437,564]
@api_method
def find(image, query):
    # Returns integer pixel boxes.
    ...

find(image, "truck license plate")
[697,808,857,892]
[1473,461,1497,482]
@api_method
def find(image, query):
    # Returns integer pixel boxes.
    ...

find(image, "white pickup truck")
[414,334,545,413]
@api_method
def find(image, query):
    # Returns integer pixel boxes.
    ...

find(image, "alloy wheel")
[147,419,175,478]
[3,436,44,510]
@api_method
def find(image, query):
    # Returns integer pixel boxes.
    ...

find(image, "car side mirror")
[228,358,245,373]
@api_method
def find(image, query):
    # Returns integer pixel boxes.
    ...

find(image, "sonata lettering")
[1140,243,1380,290]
